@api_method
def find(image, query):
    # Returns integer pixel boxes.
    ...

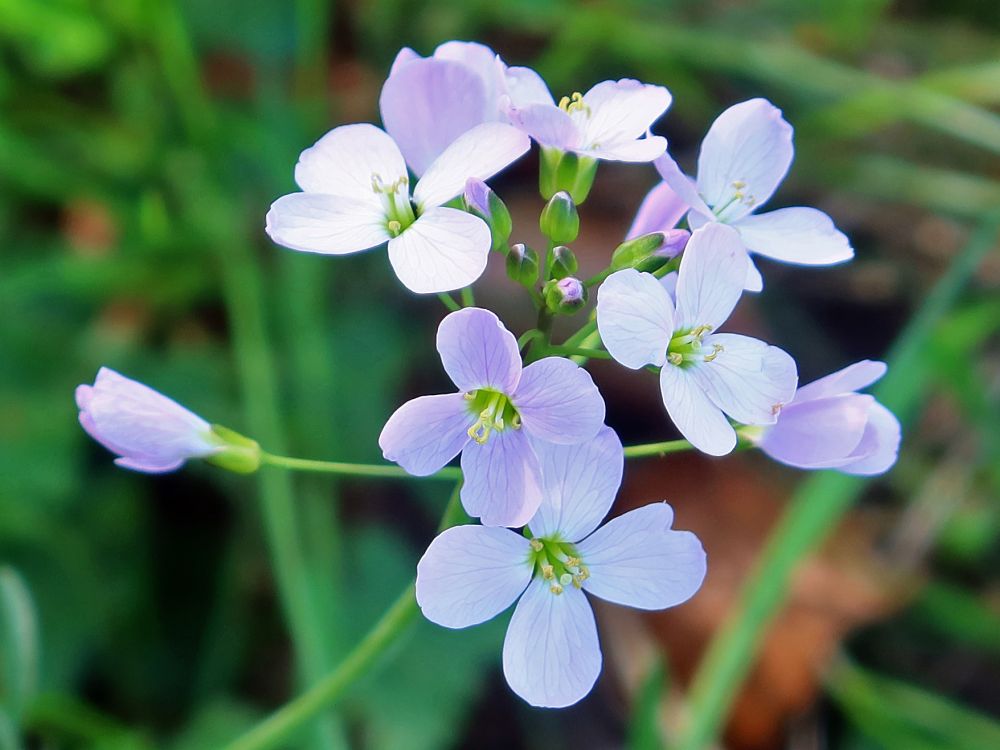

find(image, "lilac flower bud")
[539,191,579,245]
[545,277,586,314]
[464,178,512,252]
[655,228,691,258]
[76,368,260,474]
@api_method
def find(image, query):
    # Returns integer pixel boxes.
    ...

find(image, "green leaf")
[0,567,38,725]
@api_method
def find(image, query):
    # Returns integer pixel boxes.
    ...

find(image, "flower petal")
[733,207,853,265]
[293,123,407,203]
[654,153,712,217]
[841,403,901,476]
[265,193,390,255]
[378,393,473,475]
[513,358,605,445]
[528,426,624,542]
[579,79,672,149]
[388,46,421,76]
[414,123,530,210]
[673,223,747,331]
[387,208,490,293]
[794,360,887,403]
[416,525,532,629]
[596,269,674,369]
[505,66,554,107]
[379,58,490,176]
[508,103,578,150]
[696,98,793,220]
[759,394,872,469]
[692,334,798,426]
[460,429,542,527]
[577,503,706,610]
[745,255,764,292]
[436,307,522,393]
[584,135,666,163]
[502,579,601,708]
[627,181,688,239]
[659,364,737,456]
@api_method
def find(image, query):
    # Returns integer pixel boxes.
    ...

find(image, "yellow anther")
[564,556,580,568]
[550,583,564,595]
[541,564,555,580]
[387,220,402,235]
[463,392,475,400]
[692,324,713,338]
[578,566,590,581]
[572,574,585,589]
[703,343,724,363]
[668,352,684,366]
[510,413,522,430]
[732,180,746,189]
[529,538,544,552]
[558,92,589,115]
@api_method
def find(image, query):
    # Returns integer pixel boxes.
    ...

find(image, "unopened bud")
[655,228,690,258]
[539,191,579,245]
[506,243,539,287]
[610,232,669,271]
[539,148,599,204]
[549,245,578,279]
[206,425,262,474]
[464,178,512,252]
[544,277,587,314]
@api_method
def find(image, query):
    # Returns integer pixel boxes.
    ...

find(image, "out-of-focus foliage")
[1,1,997,748]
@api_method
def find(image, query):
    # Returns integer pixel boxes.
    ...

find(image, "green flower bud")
[610,232,668,271]
[544,277,587,315]
[549,245,579,279]
[506,243,539,287]
[539,191,579,245]
[205,425,262,474]
[539,148,599,204]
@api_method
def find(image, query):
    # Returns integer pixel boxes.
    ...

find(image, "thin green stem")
[437,292,461,312]
[460,285,475,307]
[517,328,542,352]
[623,439,694,458]
[545,345,612,360]
[261,453,462,481]
[221,483,466,750]
[563,318,597,349]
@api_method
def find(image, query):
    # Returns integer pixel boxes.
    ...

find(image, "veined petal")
[627,181,688,239]
[692,334,798,426]
[759,394,872,469]
[745,255,764,292]
[387,208,490,293]
[673,223,747,331]
[528,427,624,543]
[578,503,706,610]
[265,193,390,255]
[584,135,667,163]
[293,123,407,203]
[512,358,605,445]
[380,58,490,176]
[508,103,579,150]
[596,269,674,369]
[505,66,555,107]
[414,123,530,209]
[436,307,522,393]
[502,580,601,708]
[378,393,473,475]
[460,429,542,527]
[841,403,901,476]
[579,79,672,148]
[659,364,736,456]
[655,153,712,217]
[416,525,532,629]
[794,360,887,403]
[733,207,853,265]
[696,98,793,220]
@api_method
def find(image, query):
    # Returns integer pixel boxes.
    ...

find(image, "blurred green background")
[2,1,999,748]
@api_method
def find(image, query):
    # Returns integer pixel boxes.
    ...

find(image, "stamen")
[703,343,724,362]
[387,220,402,236]
[558,92,589,116]
[550,583,564,595]
[541,564,555,580]
[668,352,684,366]
[529,539,544,552]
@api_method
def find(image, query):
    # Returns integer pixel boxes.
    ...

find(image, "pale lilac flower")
[597,223,798,456]
[509,78,671,163]
[380,41,551,175]
[266,122,529,294]
[416,428,706,708]
[655,98,853,290]
[758,360,900,474]
[379,308,605,527]
[76,368,221,473]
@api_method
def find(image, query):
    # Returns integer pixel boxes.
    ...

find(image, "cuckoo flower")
[379,308,605,527]
[625,180,690,259]
[597,223,798,456]
[76,368,221,473]
[509,78,671,163]
[416,428,706,708]
[757,360,900,474]
[266,122,529,294]
[654,98,853,290]
[380,41,552,175]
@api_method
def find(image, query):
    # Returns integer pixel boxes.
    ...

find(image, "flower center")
[371,173,416,235]
[712,179,757,222]
[465,388,521,444]
[528,537,589,595]
[558,92,590,117]
[667,325,723,367]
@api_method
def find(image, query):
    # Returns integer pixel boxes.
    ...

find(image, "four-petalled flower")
[379,307,605,527]
[416,427,706,707]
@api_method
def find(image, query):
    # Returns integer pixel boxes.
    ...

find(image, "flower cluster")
[75,40,901,710]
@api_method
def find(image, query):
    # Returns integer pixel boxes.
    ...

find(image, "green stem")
[563,318,597,349]
[545,345,611,360]
[460,285,475,307]
[261,453,462,480]
[221,483,467,750]
[623,439,694,458]
[675,213,1000,750]
[437,292,461,312]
